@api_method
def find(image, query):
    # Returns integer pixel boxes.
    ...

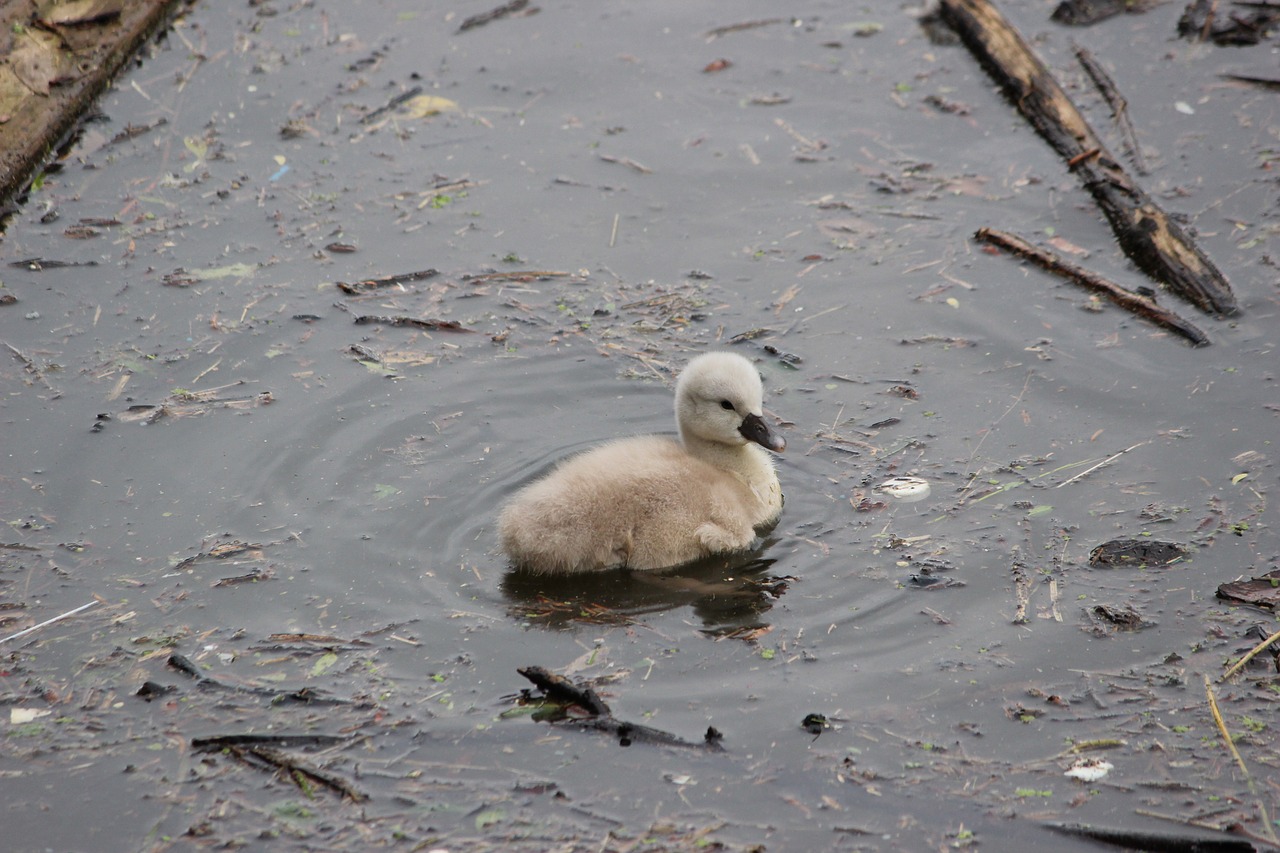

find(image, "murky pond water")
[2,1,1277,850]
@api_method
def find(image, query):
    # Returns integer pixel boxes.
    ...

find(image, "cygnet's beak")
[739,412,786,453]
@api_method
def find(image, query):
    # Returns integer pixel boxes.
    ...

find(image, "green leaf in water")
[310,651,339,678]
[183,136,208,172]
[373,484,402,501]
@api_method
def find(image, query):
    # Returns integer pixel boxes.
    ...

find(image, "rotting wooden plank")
[0,0,191,208]
[938,0,1238,317]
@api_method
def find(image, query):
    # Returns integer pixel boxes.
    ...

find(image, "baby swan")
[499,352,786,574]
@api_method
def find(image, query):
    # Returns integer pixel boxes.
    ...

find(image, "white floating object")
[10,708,52,725]
[1064,757,1113,782]
[877,476,931,502]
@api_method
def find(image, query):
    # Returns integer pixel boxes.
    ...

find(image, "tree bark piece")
[0,0,189,206]
[939,0,1238,317]
[975,227,1211,347]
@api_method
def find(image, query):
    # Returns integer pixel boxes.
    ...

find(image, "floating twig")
[598,154,651,174]
[191,733,351,750]
[458,0,531,33]
[334,269,438,294]
[1204,674,1278,845]
[193,738,366,802]
[351,314,472,332]
[517,666,724,751]
[975,228,1210,347]
[461,270,574,283]
[1043,821,1255,852]
[703,18,788,41]
[1221,626,1280,682]
[1074,46,1147,175]
[1056,441,1150,488]
[359,86,423,125]
[0,600,98,645]
[168,653,352,704]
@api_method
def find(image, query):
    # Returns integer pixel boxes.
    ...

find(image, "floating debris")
[878,476,931,502]
[1217,569,1280,610]
[1064,757,1113,782]
[1089,539,1187,568]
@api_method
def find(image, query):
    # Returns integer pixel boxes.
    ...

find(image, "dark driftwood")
[1043,821,1255,852]
[335,269,439,294]
[517,665,724,751]
[938,0,1237,317]
[352,315,472,332]
[518,665,612,717]
[975,227,1211,347]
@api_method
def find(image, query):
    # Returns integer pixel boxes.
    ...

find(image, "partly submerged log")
[938,0,1238,317]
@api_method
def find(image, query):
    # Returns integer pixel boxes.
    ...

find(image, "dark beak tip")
[739,412,786,453]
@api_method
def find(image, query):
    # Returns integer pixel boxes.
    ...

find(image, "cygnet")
[499,352,786,573]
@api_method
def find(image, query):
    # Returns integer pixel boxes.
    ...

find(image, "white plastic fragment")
[1064,757,1113,782]
[10,708,52,725]
[877,476,932,502]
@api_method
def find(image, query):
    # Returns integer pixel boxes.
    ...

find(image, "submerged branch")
[518,666,724,752]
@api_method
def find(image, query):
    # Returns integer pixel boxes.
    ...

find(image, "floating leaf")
[474,808,505,831]
[189,262,258,281]
[401,95,460,119]
[310,652,339,678]
[10,708,52,724]
[183,136,208,172]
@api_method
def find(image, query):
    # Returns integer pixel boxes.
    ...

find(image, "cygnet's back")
[499,352,786,574]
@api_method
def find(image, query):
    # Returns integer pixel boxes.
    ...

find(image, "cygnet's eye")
[719,400,735,411]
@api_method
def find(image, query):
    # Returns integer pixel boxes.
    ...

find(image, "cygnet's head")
[675,352,786,453]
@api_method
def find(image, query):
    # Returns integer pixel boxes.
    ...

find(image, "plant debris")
[1089,539,1189,567]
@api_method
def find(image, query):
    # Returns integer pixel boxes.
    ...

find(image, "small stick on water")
[1204,674,1278,844]
[0,600,98,645]
[1221,626,1280,682]
[1055,441,1149,488]
[609,213,619,248]
[1074,45,1148,175]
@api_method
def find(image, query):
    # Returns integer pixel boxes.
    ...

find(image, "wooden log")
[975,227,1211,347]
[938,0,1238,317]
[0,0,189,206]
